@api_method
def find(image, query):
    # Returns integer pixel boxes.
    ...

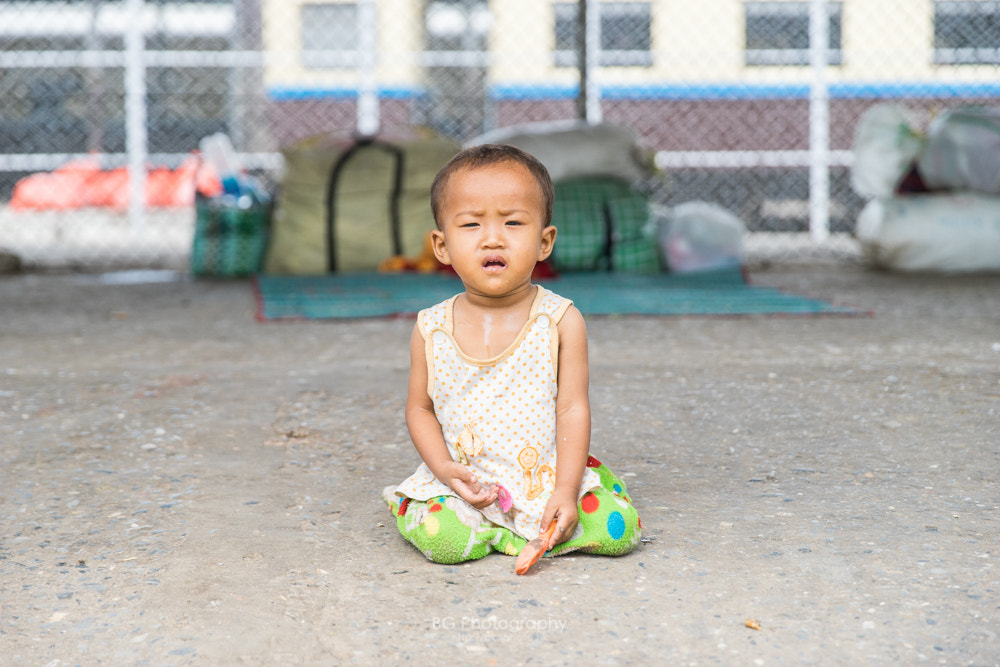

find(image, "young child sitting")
[383,144,641,565]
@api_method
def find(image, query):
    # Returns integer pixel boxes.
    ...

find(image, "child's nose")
[482,222,505,246]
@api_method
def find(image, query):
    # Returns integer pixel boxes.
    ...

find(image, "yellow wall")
[491,0,574,86]
[262,0,421,90]
[262,0,999,92]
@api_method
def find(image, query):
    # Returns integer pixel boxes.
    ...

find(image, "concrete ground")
[1,265,997,666]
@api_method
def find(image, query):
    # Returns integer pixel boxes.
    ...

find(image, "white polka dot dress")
[394,286,602,539]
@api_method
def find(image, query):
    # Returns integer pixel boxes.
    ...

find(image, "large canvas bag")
[264,129,460,274]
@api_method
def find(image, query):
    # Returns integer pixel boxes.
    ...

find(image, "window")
[425,0,490,53]
[301,3,359,69]
[554,2,652,67]
[745,2,842,66]
[935,1,1000,64]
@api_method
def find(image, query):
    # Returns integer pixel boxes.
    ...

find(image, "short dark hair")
[430,144,555,228]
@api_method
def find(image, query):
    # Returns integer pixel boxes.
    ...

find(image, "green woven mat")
[252,269,864,320]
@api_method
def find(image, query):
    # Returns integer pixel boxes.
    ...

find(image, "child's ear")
[430,229,452,265]
[537,225,557,261]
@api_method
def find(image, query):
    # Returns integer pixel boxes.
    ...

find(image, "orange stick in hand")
[514,522,559,575]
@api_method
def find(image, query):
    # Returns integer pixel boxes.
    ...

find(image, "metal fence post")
[577,0,602,125]
[808,0,830,242]
[357,0,380,136]
[125,0,148,239]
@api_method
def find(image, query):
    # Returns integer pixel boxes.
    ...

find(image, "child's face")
[432,162,556,299]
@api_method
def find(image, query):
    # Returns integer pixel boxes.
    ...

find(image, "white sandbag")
[470,120,653,183]
[855,193,1000,272]
[656,201,745,273]
[917,106,1000,195]
[850,104,924,199]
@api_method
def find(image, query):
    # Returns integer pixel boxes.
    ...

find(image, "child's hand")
[442,461,498,509]
[540,487,579,549]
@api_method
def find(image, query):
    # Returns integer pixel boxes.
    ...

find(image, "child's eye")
[459,222,479,229]
[505,220,524,226]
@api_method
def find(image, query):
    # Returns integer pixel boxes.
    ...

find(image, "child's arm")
[405,323,498,509]
[542,305,591,547]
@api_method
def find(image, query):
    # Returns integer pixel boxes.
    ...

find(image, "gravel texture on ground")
[1,265,998,666]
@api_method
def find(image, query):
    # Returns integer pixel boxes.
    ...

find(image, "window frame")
[744,1,843,67]
[934,0,1000,65]
[300,2,360,70]
[553,1,653,68]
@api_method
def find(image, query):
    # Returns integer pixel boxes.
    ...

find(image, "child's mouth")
[483,255,507,271]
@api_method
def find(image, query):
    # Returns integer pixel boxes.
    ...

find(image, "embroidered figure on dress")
[454,421,484,465]
[518,445,555,500]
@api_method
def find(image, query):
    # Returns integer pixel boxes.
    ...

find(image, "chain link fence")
[1,0,998,270]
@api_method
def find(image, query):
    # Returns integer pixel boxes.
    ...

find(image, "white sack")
[856,193,1000,272]
[850,104,924,199]
[470,120,653,183]
[917,106,1000,195]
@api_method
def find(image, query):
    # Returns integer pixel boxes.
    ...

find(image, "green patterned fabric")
[383,456,642,565]
[550,177,660,274]
[607,195,662,273]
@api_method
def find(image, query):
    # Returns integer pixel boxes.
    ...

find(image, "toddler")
[383,144,641,564]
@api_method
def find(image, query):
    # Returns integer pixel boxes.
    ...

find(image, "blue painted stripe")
[268,85,422,101]
[489,83,579,100]
[268,81,1000,103]
[599,83,810,100]
[829,81,1000,98]
[495,81,1000,100]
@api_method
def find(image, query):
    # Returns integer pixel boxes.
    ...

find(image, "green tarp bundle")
[551,176,660,273]
[471,121,662,274]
